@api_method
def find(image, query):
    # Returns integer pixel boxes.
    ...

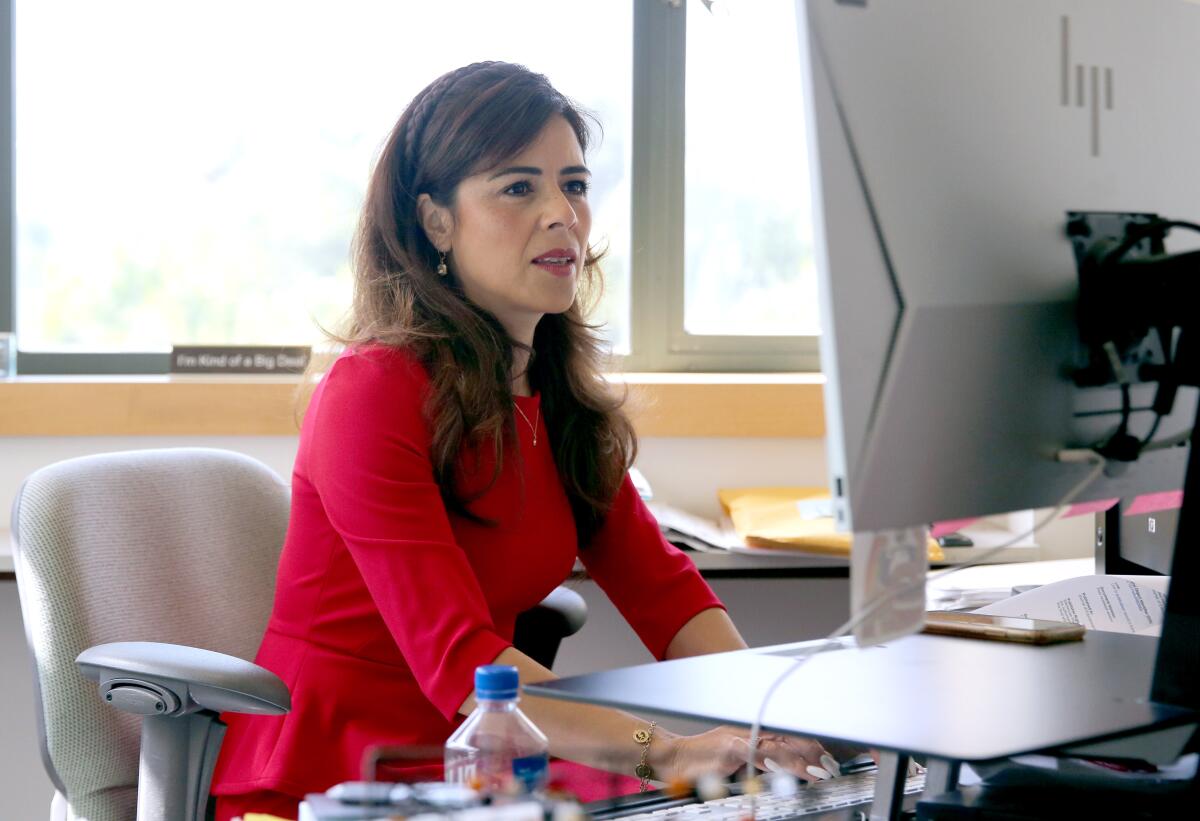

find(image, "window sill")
[0,373,826,438]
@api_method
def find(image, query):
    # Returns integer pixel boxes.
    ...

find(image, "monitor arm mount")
[1068,211,1200,712]
[1070,212,1200,462]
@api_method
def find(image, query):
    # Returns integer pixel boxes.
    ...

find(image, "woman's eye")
[504,181,532,196]
[564,179,590,196]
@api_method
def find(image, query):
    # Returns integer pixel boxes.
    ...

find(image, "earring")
[437,252,449,277]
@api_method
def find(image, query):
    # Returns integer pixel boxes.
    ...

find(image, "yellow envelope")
[718,486,944,562]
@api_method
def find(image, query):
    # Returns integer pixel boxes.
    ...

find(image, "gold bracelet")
[634,721,657,792]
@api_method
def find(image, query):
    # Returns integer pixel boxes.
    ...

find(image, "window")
[624,0,818,371]
[684,0,817,338]
[3,0,818,374]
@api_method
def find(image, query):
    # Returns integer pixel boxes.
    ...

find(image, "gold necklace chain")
[514,401,540,446]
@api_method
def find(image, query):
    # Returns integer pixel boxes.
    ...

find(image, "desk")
[558,558,1095,682]
[529,615,1198,819]
[0,529,854,583]
[530,633,1191,760]
[558,555,851,683]
[295,580,1188,819]
[572,551,847,582]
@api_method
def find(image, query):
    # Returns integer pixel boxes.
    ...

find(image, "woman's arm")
[543,480,829,780]
[459,647,672,778]
[458,643,830,784]
[664,606,748,659]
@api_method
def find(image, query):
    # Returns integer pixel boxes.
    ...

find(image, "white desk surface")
[1,530,11,574]
[927,557,1093,594]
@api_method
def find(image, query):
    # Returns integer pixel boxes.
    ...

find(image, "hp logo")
[1060,16,1114,157]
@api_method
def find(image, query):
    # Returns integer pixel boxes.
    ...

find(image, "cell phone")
[922,611,1085,644]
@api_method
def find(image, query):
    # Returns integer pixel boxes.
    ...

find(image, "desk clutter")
[293,674,923,821]
[647,485,943,561]
[721,487,941,561]
[296,769,927,821]
[298,781,544,821]
[929,571,1171,637]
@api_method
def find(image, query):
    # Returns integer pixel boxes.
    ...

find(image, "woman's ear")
[417,193,454,252]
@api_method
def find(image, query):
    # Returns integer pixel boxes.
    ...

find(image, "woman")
[212,62,832,821]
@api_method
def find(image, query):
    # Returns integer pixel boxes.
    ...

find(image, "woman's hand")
[651,726,840,784]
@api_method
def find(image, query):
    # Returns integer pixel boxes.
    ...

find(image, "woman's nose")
[543,190,578,231]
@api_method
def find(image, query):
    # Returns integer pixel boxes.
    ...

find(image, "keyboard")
[603,771,926,821]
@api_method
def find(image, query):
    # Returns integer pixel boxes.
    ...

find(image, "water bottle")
[444,665,549,796]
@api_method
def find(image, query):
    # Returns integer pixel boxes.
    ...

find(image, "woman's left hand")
[654,726,839,784]
[753,731,844,781]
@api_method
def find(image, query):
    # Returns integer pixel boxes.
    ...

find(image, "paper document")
[974,575,1170,636]
[647,502,742,552]
[629,467,653,501]
[646,502,850,562]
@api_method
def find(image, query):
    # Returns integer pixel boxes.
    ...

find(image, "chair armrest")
[77,641,289,717]
[534,586,588,637]
[513,586,588,670]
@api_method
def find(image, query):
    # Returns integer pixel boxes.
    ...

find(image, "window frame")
[1,0,12,347]
[626,0,820,373]
[2,0,820,375]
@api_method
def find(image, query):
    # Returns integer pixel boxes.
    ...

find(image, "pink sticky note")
[1062,498,1119,519]
[931,518,981,539]
[1124,490,1184,516]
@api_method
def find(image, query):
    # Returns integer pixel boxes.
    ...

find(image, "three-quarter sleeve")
[579,476,725,660]
[305,349,511,720]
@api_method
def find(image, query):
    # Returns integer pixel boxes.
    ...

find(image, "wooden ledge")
[0,374,826,438]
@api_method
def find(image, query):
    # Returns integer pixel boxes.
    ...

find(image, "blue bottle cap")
[475,665,520,700]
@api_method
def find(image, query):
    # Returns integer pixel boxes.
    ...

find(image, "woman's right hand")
[651,726,839,784]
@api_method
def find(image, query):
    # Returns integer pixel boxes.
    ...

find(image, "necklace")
[514,401,540,446]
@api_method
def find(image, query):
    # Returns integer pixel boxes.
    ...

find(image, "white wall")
[0,436,303,533]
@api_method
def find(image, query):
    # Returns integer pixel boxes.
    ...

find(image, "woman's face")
[431,115,592,341]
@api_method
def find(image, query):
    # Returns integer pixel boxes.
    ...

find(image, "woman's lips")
[533,260,576,277]
[532,249,577,277]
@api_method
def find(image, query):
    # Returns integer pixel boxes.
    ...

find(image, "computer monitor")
[798,0,1200,707]
[802,0,1199,534]
[1097,502,1176,577]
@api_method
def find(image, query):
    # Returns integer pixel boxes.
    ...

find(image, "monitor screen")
[798,0,1200,534]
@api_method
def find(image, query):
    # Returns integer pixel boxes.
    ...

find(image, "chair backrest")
[12,448,290,821]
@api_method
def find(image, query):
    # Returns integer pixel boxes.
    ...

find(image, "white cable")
[742,451,1108,786]
[1140,429,1192,453]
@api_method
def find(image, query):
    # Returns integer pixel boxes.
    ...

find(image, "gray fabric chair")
[514,586,588,670]
[12,449,292,821]
[13,447,588,821]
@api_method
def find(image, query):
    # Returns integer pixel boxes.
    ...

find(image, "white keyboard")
[616,772,926,821]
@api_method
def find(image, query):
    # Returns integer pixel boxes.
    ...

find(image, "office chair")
[514,586,587,670]
[12,448,292,821]
[13,447,587,821]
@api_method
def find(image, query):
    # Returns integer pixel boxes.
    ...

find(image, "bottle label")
[511,753,549,792]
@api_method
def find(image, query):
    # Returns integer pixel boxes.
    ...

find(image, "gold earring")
[437,252,448,277]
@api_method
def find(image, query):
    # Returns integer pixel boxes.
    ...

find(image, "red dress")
[211,345,724,811]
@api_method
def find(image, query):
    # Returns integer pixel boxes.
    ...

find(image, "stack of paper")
[647,502,743,553]
[975,574,1170,636]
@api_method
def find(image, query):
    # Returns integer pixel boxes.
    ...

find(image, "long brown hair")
[333,61,635,548]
